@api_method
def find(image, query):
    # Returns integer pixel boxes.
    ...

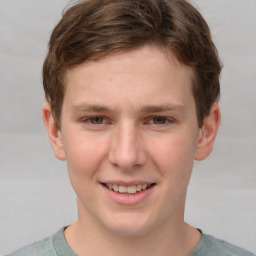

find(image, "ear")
[194,103,221,161]
[42,102,66,161]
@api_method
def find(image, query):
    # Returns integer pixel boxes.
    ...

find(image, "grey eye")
[90,117,104,124]
[152,117,166,124]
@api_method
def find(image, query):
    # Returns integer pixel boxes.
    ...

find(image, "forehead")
[65,46,195,83]
[64,46,195,110]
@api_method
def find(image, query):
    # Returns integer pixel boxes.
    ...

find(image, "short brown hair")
[43,0,222,128]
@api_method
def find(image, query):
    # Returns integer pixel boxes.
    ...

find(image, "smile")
[104,183,154,194]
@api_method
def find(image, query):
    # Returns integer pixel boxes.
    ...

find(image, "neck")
[64,205,201,256]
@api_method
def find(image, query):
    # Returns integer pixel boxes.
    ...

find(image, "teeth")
[127,185,136,194]
[136,184,142,191]
[118,185,127,193]
[142,184,147,190]
[106,183,151,194]
[112,184,118,192]
[107,184,113,190]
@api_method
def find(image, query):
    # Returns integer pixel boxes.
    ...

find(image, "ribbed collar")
[52,227,78,256]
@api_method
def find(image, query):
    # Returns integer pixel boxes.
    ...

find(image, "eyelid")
[81,115,111,124]
[80,115,175,126]
[146,116,175,125]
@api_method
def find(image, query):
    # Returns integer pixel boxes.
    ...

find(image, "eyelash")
[81,116,108,125]
[81,115,174,126]
[148,116,174,125]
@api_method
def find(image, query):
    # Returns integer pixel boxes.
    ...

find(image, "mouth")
[102,183,156,194]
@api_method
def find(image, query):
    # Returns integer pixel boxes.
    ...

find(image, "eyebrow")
[140,104,184,113]
[71,104,112,113]
[71,103,184,114]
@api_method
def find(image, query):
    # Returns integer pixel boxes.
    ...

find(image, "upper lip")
[101,180,155,186]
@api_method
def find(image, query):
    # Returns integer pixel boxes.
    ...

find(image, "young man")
[8,0,255,255]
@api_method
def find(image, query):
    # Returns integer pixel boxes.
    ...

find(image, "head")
[42,0,221,239]
[43,0,222,129]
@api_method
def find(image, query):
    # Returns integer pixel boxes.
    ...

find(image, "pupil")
[92,117,103,124]
[153,117,165,124]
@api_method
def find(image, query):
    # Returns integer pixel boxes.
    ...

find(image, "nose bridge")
[108,121,146,170]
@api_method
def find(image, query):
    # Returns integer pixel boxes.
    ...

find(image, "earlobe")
[42,102,66,161]
[194,103,221,161]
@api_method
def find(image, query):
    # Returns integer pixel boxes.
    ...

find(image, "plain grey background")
[0,0,255,254]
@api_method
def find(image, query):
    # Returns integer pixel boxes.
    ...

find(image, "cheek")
[147,134,197,218]
[64,134,109,205]
[148,134,196,180]
[64,134,108,179]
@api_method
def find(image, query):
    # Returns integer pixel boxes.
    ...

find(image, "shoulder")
[6,234,57,256]
[190,232,255,256]
[6,227,77,256]
[212,237,255,256]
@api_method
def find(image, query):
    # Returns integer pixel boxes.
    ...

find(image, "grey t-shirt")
[7,228,255,256]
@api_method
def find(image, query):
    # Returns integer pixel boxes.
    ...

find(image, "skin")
[42,45,220,256]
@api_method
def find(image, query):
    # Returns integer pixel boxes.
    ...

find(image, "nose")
[108,122,147,170]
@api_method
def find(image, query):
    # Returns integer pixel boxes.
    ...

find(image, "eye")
[81,116,107,125]
[89,116,104,124]
[146,116,175,128]
[80,116,112,130]
[152,116,168,124]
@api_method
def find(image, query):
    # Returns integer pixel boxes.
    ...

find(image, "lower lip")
[101,184,155,206]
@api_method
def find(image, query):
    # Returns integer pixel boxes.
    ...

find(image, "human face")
[57,46,202,236]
